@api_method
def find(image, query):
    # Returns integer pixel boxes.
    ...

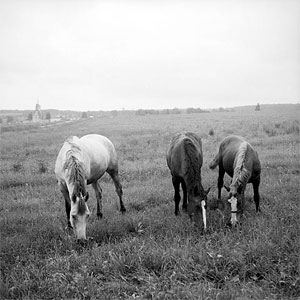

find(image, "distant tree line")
[186,107,209,114]
[81,112,88,118]
[135,109,159,116]
[135,108,182,116]
[135,107,211,116]
[210,107,235,113]
[161,108,181,115]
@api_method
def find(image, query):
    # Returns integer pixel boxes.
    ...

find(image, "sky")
[0,0,299,111]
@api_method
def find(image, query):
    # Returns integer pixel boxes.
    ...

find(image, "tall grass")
[1,105,299,299]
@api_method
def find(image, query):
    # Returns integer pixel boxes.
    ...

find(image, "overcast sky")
[0,0,299,111]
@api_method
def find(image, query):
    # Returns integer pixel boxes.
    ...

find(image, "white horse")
[55,134,126,242]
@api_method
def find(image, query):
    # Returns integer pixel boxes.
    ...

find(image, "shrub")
[12,162,23,172]
[263,124,277,137]
[37,160,48,173]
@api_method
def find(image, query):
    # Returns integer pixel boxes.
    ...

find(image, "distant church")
[32,101,43,122]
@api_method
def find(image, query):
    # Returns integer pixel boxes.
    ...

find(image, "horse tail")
[209,153,219,169]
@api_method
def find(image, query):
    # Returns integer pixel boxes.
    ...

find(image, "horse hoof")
[121,207,126,214]
[97,213,103,220]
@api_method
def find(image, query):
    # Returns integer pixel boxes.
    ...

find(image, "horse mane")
[231,142,251,189]
[183,139,204,196]
[63,142,87,200]
[77,197,87,215]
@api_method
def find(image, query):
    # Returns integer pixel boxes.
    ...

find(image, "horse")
[166,132,210,230]
[209,135,261,226]
[55,134,126,242]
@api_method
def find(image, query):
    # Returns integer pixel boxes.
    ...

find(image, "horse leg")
[60,185,72,229]
[240,191,245,215]
[92,181,103,219]
[107,169,126,213]
[253,177,261,212]
[181,180,187,212]
[172,176,181,216]
[217,167,225,200]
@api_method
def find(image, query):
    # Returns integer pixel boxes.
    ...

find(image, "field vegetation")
[1,104,299,299]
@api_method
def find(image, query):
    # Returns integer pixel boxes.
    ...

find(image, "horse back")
[219,136,244,174]
[167,132,202,178]
[55,134,118,185]
[79,134,118,179]
[219,135,260,179]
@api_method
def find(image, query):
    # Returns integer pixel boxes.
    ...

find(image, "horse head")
[70,192,90,242]
[187,186,210,231]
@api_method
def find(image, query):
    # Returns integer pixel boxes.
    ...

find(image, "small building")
[32,101,43,122]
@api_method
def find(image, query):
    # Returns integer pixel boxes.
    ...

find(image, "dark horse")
[209,135,261,225]
[166,132,210,230]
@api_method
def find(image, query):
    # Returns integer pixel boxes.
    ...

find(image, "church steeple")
[35,100,41,111]
[32,100,43,121]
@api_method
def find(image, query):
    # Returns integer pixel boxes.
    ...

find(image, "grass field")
[1,104,299,299]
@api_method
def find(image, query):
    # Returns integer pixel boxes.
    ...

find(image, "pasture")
[1,104,299,299]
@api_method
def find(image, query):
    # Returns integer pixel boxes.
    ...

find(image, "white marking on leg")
[228,197,237,225]
[201,200,207,230]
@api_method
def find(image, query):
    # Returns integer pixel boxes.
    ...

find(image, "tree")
[45,112,51,122]
[255,103,261,111]
[111,110,118,117]
[136,109,146,116]
[170,108,181,114]
[186,107,206,114]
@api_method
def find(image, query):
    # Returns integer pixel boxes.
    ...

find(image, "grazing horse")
[209,135,261,225]
[166,132,210,230]
[55,134,126,242]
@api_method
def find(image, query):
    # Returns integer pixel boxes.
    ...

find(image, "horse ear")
[85,192,89,202]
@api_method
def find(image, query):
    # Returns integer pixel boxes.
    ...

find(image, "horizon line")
[0,102,299,113]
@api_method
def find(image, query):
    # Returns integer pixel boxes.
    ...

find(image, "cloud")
[0,0,299,110]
